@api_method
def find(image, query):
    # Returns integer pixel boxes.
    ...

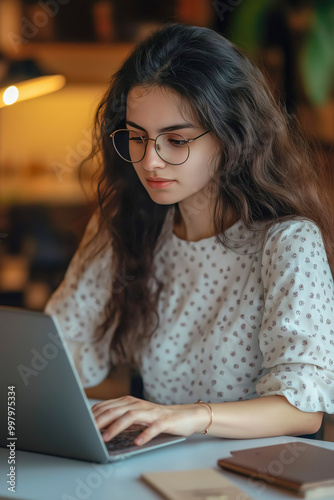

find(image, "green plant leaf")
[301,0,334,105]
[228,0,276,55]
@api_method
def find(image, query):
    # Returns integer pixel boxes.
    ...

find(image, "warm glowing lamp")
[3,85,19,105]
[1,75,66,107]
[0,56,66,202]
[0,57,66,107]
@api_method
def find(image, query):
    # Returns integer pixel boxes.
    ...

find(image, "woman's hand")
[91,396,210,446]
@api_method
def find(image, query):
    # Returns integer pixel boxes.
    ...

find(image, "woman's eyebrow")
[125,120,197,133]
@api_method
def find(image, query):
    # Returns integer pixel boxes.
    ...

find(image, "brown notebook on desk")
[218,442,334,498]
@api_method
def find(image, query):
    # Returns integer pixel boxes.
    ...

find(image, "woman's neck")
[173,208,216,241]
[173,203,238,242]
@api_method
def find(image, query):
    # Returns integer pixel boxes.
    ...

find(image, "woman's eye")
[130,136,144,143]
[169,138,187,147]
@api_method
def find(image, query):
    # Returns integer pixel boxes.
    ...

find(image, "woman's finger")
[91,395,137,415]
[92,397,164,430]
[101,408,160,442]
[92,396,144,423]
[133,419,168,446]
[94,400,149,430]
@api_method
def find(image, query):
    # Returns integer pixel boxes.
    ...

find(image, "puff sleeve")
[256,220,334,413]
[45,213,118,388]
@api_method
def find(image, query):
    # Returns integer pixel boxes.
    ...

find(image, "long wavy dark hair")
[82,23,333,360]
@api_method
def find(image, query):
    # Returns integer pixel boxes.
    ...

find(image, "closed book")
[141,468,254,500]
[218,442,334,498]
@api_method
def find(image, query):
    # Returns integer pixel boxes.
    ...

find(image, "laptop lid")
[0,307,185,463]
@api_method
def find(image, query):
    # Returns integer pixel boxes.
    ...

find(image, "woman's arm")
[192,395,323,439]
[91,394,323,446]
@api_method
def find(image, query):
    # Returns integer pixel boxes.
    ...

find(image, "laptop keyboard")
[104,425,145,451]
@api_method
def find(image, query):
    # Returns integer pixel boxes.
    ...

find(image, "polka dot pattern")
[46,213,334,413]
[45,214,118,387]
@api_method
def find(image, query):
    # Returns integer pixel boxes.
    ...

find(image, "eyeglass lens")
[112,130,189,164]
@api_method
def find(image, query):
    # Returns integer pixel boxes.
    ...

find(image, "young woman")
[45,23,334,446]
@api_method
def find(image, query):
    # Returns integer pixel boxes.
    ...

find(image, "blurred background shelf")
[8,42,134,84]
[0,176,95,205]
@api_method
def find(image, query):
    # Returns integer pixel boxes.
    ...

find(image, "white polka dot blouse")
[45,211,334,413]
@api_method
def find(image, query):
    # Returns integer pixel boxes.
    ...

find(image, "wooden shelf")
[10,42,134,84]
[0,176,95,205]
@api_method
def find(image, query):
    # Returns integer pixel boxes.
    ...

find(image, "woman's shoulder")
[265,218,323,246]
[74,210,112,264]
[261,217,330,271]
[80,210,110,247]
[53,210,113,292]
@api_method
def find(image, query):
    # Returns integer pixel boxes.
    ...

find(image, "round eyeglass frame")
[109,129,211,166]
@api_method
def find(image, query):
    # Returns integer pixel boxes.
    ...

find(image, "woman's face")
[125,85,221,209]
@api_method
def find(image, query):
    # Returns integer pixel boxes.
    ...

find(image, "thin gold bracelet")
[196,400,213,435]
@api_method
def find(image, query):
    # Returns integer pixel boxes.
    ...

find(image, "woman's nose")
[141,139,166,170]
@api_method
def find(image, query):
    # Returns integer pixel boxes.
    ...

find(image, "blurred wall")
[0,84,103,171]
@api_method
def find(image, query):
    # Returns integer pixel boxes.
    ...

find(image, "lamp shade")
[0,56,66,107]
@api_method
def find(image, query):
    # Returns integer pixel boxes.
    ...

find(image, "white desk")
[1,435,334,500]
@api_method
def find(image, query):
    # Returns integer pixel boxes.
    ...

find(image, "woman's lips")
[146,178,175,189]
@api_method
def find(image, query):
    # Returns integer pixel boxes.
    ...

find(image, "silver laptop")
[0,306,185,463]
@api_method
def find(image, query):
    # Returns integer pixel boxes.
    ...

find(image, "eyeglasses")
[110,129,211,165]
